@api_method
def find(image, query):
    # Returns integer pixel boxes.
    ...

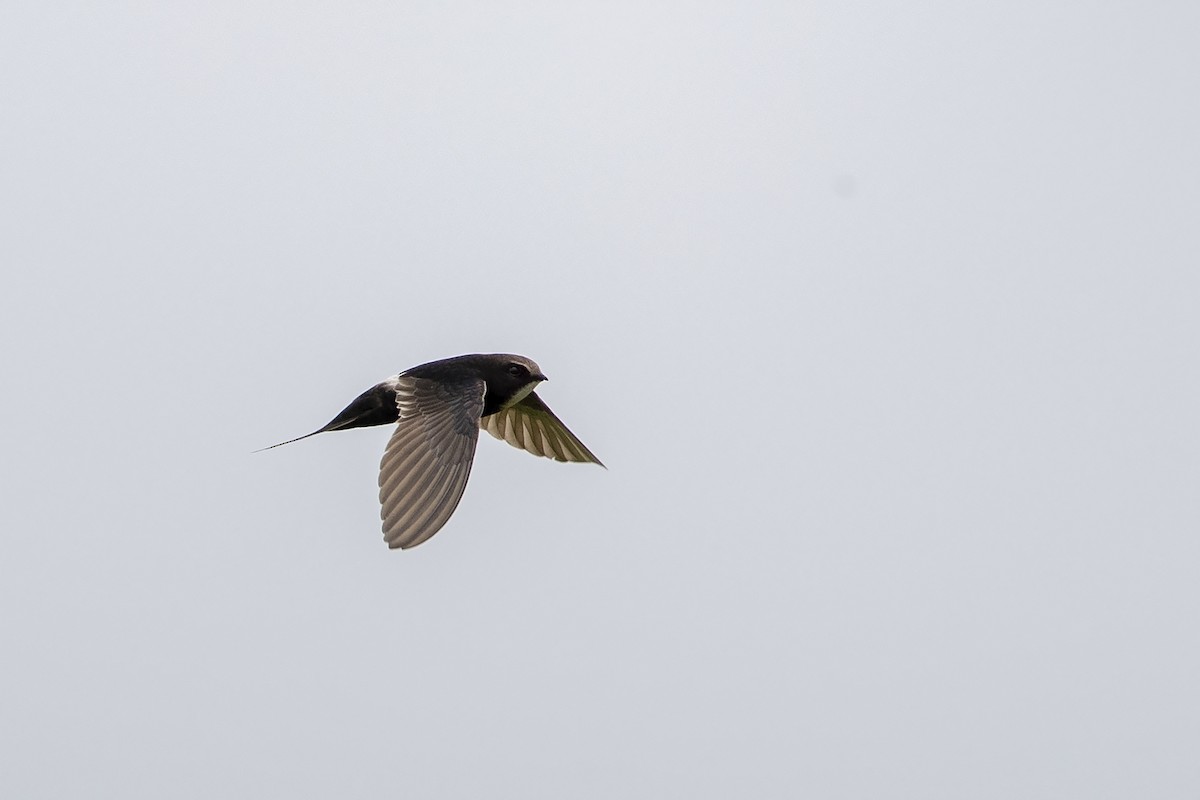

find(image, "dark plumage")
[262,353,603,549]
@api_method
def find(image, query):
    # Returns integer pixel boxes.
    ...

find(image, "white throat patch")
[501,380,540,410]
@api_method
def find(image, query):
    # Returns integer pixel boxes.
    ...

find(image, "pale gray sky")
[2,2,1198,798]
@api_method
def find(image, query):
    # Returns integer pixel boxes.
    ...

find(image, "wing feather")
[480,392,603,467]
[377,375,486,549]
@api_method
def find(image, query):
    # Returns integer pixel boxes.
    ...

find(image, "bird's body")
[263,354,602,549]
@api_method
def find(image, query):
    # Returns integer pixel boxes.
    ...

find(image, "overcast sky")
[2,2,1198,798]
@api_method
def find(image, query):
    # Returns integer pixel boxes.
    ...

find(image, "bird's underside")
[379,376,603,549]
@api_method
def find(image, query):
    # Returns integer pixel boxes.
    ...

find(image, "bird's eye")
[507,364,526,377]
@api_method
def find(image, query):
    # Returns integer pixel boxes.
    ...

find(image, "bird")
[261,353,603,549]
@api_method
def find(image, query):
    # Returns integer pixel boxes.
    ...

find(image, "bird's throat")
[500,381,540,410]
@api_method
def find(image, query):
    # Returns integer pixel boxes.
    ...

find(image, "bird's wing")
[480,392,604,467]
[378,375,486,549]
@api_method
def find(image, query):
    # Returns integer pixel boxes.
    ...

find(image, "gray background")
[2,2,1198,797]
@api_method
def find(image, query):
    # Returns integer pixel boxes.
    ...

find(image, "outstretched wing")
[378,375,486,549]
[480,392,604,467]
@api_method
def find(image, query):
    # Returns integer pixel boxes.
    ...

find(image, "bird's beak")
[533,373,549,382]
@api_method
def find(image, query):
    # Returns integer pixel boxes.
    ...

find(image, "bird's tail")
[254,380,401,453]
[253,429,327,453]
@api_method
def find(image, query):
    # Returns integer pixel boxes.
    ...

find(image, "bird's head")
[488,354,548,408]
